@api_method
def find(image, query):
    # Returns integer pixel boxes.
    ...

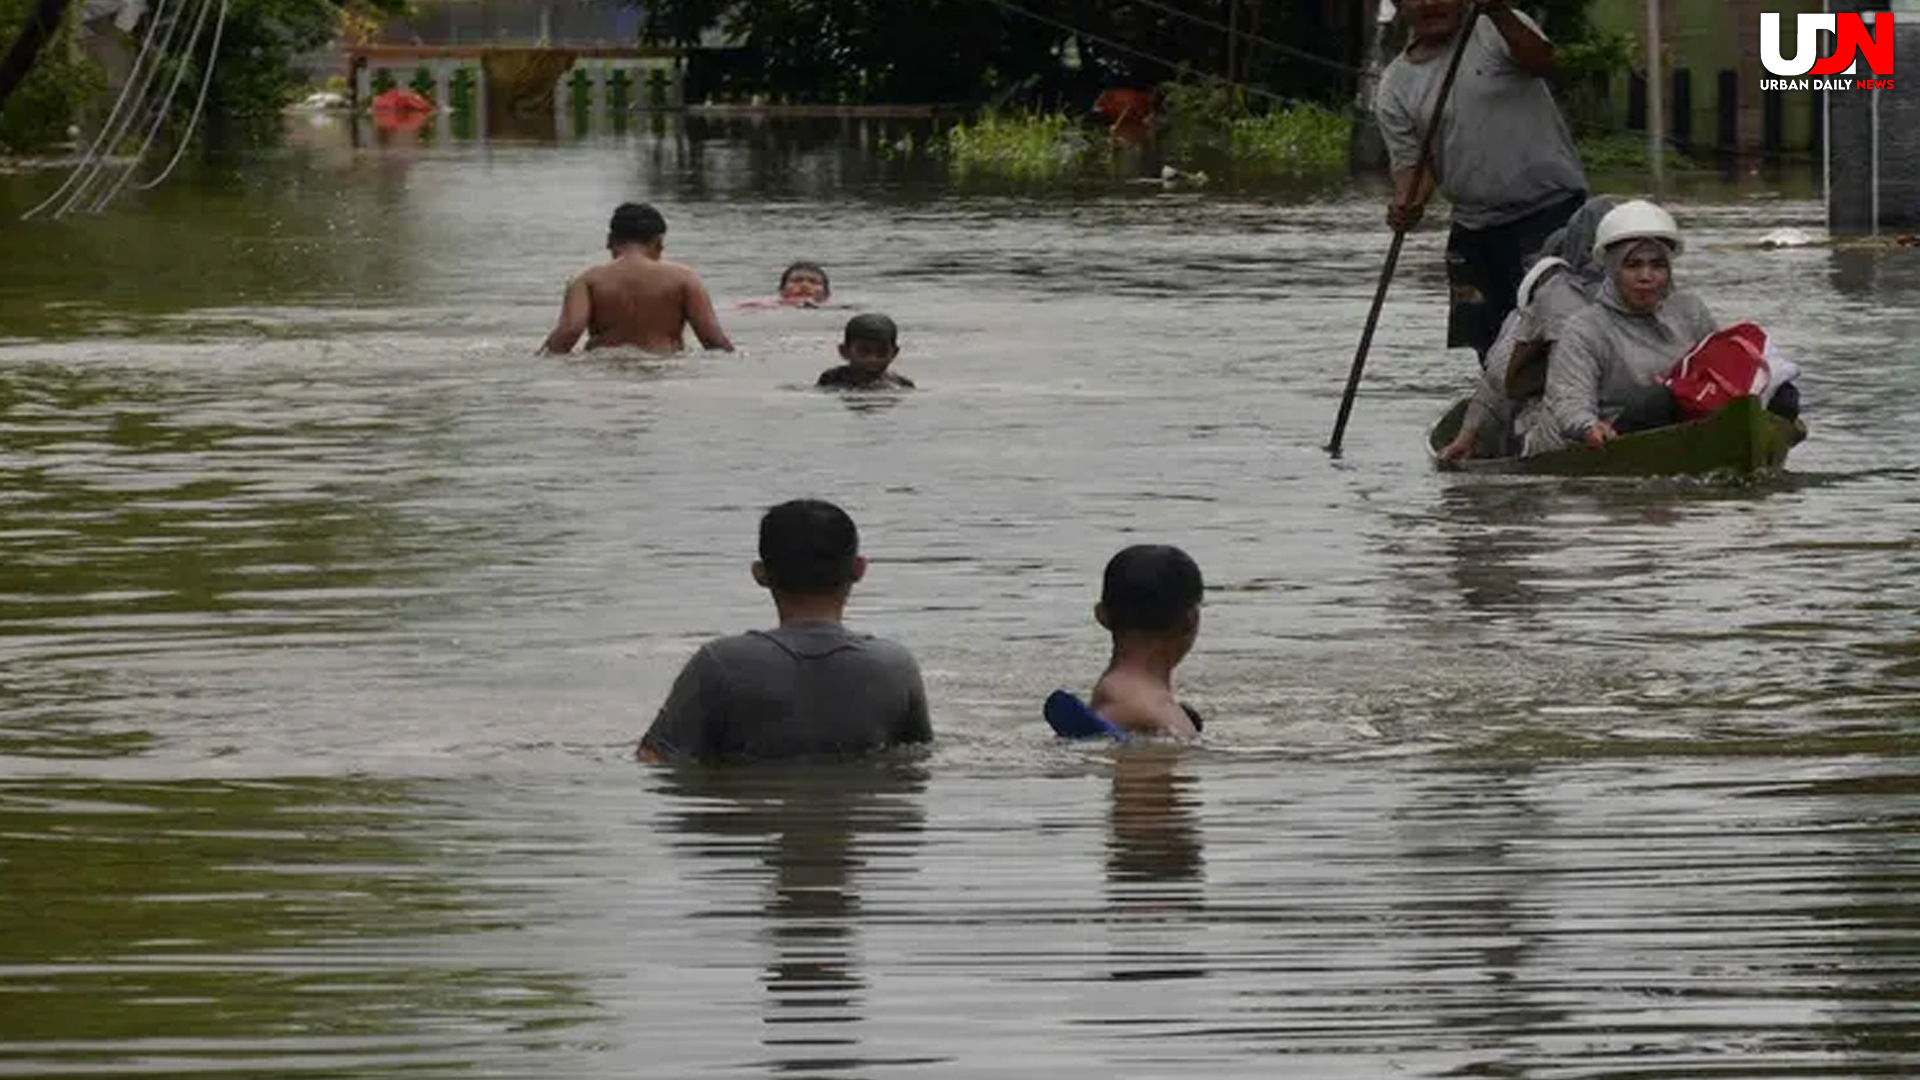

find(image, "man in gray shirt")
[1375,0,1589,361]
[638,499,932,764]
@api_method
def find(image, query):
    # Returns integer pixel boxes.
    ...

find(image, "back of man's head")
[758,499,860,596]
[1100,545,1203,634]
[609,202,667,247]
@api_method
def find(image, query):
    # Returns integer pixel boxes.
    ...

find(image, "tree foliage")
[628,0,1359,107]
[190,0,406,145]
[621,0,1612,111]
[1,0,99,152]
[3,0,412,152]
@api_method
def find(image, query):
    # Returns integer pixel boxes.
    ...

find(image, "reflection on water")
[657,759,931,1075]
[2,115,1919,1077]
[0,361,425,646]
[0,777,599,1077]
[1107,750,1204,890]
[1106,749,1207,984]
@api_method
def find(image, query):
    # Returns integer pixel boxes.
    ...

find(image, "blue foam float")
[1043,689,1126,741]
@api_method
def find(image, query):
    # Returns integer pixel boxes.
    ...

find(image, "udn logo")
[1761,12,1895,80]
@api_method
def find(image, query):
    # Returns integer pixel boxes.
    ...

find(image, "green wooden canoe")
[1428,396,1806,477]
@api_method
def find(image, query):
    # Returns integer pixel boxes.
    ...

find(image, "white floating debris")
[1758,227,1820,248]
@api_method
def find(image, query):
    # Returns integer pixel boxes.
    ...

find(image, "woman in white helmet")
[1530,199,1716,456]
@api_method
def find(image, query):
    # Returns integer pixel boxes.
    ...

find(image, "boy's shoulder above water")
[817,365,915,390]
[1086,543,1207,739]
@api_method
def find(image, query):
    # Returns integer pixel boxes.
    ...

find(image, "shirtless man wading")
[540,202,734,356]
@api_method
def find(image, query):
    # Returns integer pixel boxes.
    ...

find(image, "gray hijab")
[1528,195,1621,297]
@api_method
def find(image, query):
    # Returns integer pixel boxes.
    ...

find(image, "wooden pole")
[1326,8,1482,457]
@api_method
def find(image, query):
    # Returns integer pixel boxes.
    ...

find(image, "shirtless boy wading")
[540,202,733,356]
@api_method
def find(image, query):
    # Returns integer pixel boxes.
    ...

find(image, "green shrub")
[941,111,1096,181]
[1576,130,1696,173]
[0,0,105,153]
[1160,80,1350,172]
[1226,103,1350,172]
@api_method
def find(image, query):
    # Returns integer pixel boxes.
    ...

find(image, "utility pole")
[1647,0,1666,192]
[1349,0,1397,173]
[1227,0,1239,85]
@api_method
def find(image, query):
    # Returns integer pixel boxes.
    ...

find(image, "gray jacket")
[1533,288,1716,454]
[1465,268,1598,447]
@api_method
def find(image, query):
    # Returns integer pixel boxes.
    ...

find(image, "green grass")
[1157,80,1352,173]
[1225,103,1350,171]
[940,99,1351,182]
[938,98,1696,185]
[940,111,1095,182]
[1575,131,1699,173]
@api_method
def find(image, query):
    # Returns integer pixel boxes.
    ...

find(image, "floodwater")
[2,114,1918,1078]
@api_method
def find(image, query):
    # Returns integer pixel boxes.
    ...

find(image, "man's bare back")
[540,204,733,356]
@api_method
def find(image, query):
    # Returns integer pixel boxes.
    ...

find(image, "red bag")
[1664,322,1772,420]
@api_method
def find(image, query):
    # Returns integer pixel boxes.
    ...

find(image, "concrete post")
[1648,0,1666,192]
[475,60,488,140]
[1825,13,1919,233]
[1348,0,1398,174]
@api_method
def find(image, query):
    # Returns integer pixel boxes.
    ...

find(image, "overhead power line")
[1118,0,1364,77]
[980,0,1349,107]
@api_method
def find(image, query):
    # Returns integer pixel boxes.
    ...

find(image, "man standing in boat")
[1375,0,1589,363]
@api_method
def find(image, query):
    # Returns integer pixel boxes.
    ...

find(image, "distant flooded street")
[3,113,1918,1077]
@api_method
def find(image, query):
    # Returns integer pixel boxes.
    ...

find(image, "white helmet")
[1517,256,1569,308]
[1592,199,1683,259]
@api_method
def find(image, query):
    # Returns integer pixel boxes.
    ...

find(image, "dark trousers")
[1446,192,1587,360]
[1615,384,1678,434]
[1767,381,1802,421]
[1616,382,1802,434]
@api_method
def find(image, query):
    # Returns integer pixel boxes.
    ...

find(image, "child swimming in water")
[1086,544,1205,738]
[738,261,833,309]
[777,262,830,305]
[817,313,915,391]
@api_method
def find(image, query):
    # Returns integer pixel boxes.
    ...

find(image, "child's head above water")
[840,313,900,373]
[780,261,831,304]
[1096,544,1204,648]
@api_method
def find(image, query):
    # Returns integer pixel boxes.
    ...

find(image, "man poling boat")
[1330,0,1591,456]
[1375,0,1589,365]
